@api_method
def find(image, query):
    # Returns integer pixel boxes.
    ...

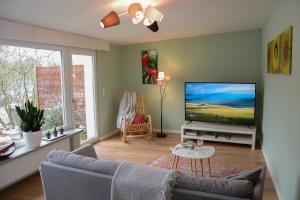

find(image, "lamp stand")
[157,82,167,137]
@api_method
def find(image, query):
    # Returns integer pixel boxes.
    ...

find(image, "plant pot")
[23,131,42,148]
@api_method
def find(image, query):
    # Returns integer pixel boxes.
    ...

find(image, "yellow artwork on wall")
[271,36,280,73]
[280,26,293,75]
[267,26,293,75]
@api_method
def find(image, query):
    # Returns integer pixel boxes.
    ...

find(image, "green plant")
[15,100,45,132]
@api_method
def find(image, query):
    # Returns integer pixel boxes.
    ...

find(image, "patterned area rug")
[146,155,240,178]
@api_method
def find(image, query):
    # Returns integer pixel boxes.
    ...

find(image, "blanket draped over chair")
[116,91,136,129]
[111,161,178,200]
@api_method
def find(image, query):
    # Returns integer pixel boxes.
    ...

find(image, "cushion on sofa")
[48,149,120,176]
[224,167,263,185]
[71,144,98,159]
[176,173,253,199]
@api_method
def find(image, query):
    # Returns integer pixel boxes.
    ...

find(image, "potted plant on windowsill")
[15,100,45,148]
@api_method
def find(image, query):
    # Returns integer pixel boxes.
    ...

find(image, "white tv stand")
[181,121,256,150]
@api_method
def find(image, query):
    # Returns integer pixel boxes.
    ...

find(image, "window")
[0,41,98,144]
[71,53,97,143]
[0,45,64,140]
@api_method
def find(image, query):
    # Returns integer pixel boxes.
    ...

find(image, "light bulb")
[100,21,105,28]
[135,10,144,19]
[143,18,154,26]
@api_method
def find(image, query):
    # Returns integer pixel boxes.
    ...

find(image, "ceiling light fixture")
[100,11,120,28]
[99,1,164,32]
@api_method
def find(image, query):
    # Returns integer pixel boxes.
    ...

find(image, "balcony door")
[70,50,98,143]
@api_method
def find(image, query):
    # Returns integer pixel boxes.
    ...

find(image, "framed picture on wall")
[141,49,158,84]
[267,26,293,75]
[279,26,293,75]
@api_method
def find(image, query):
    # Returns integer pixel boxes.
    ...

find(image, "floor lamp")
[156,72,170,137]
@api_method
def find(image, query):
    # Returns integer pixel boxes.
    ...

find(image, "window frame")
[0,38,99,141]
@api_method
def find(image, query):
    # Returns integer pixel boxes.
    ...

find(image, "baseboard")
[100,129,180,140]
[153,129,181,134]
[100,129,120,140]
[262,146,282,200]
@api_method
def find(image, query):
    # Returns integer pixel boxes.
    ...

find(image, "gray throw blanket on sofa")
[111,161,178,200]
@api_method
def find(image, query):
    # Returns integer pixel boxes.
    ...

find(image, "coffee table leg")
[208,158,211,177]
[190,159,193,172]
[171,155,176,169]
[175,156,179,169]
[194,159,197,176]
[200,159,203,177]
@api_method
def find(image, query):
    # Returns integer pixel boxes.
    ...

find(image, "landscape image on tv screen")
[185,83,256,125]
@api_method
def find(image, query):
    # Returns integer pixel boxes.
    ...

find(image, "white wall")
[0,19,110,51]
[261,0,300,199]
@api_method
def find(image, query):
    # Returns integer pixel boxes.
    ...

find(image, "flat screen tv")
[185,82,256,126]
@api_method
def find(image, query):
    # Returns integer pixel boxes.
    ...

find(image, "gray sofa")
[40,144,266,200]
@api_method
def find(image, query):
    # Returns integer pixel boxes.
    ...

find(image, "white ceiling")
[0,0,279,45]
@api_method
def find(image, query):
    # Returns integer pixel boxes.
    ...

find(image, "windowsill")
[0,128,82,166]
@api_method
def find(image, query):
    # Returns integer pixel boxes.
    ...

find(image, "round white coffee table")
[171,144,215,176]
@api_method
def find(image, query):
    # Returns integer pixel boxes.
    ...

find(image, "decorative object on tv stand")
[156,72,171,137]
[15,100,45,148]
[100,2,163,32]
[142,49,158,84]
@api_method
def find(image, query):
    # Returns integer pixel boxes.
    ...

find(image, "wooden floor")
[0,133,278,200]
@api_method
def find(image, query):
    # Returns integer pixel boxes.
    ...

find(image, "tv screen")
[185,82,256,126]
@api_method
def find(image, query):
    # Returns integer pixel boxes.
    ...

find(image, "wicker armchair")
[121,93,153,142]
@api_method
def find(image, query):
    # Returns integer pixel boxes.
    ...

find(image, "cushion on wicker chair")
[132,114,145,124]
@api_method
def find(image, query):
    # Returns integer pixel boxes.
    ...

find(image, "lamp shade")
[165,75,172,82]
[144,5,164,22]
[100,11,120,28]
[157,72,165,80]
[145,20,159,32]
[128,3,143,18]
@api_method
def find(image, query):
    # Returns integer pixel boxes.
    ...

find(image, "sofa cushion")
[48,149,120,176]
[71,144,98,159]
[176,173,253,198]
[224,167,263,185]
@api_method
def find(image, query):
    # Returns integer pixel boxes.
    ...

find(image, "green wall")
[96,45,122,138]
[93,2,300,199]
[261,0,300,199]
[120,30,262,132]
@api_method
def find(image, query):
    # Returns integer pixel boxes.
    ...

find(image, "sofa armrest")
[253,166,267,200]
[71,144,98,159]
